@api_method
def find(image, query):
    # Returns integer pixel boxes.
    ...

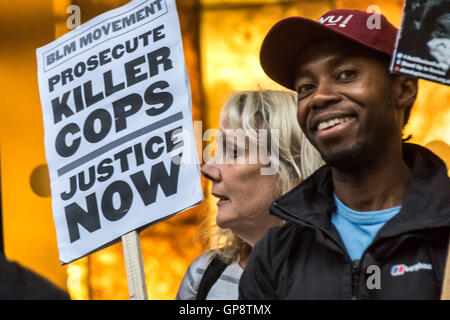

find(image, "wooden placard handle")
[122,231,148,300]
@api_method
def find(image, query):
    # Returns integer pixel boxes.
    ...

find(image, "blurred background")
[0,0,449,300]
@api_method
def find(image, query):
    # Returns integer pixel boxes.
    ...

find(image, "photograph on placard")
[392,0,450,85]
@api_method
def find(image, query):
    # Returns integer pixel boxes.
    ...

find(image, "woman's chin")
[216,219,231,230]
[216,214,236,230]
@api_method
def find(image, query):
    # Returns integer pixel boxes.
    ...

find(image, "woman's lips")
[212,193,230,206]
[217,199,230,206]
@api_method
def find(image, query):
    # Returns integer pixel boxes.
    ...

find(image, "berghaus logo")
[390,262,432,276]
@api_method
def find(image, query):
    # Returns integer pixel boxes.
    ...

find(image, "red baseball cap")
[260,9,399,90]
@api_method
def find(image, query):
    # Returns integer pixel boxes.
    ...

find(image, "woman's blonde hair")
[199,90,324,263]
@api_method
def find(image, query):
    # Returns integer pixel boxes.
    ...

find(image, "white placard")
[36,0,203,264]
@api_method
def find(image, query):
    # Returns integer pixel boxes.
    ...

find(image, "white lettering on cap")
[339,15,354,28]
[318,15,354,28]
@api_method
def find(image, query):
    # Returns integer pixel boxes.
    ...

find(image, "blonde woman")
[176,90,324,300]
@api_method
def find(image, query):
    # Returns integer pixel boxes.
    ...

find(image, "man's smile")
[316,116,354,131]
[308,110,358,140]
[310,110,357,130]
[315,116,357,139]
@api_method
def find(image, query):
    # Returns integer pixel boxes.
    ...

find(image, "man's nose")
[310,79,341,109]
[201,158,221,182]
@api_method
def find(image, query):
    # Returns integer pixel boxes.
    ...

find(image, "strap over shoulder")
[196,255,228,300]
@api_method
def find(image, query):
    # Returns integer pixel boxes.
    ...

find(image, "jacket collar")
[271,143,450,237]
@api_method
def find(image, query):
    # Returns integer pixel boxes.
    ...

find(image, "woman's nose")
[201,159,221,182]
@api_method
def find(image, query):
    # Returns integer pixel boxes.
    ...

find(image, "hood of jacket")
[270,143,450,238]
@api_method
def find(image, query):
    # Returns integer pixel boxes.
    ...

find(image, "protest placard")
[36,0,203,265]
[391,0,450,85]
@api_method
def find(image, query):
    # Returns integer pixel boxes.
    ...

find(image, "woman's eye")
[337,70,357,80]
[229,148,241,158]
[222,145,238,159]
[228,148,237,158]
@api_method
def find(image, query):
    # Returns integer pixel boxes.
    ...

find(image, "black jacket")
[239,144,450,299]
[0,254,70,300]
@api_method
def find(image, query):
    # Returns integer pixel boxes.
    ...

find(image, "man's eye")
[297,84,315,97]
[435,26,445,36]
[337,70,357,80]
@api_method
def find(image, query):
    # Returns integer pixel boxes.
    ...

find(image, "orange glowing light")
[1,0,447,302]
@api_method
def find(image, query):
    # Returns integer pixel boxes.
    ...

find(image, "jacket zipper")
[351,260,361,300]
[273,201,358,299]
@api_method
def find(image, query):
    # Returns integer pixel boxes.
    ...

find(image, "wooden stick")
[122,231,148,300]
[441,235,450,300]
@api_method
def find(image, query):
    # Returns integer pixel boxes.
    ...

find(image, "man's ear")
[394,75,418,110]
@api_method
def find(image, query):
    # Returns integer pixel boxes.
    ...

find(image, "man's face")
[294,40,403,169]
[431,12,450,39]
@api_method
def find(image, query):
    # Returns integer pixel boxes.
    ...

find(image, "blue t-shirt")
[331,193,401,261]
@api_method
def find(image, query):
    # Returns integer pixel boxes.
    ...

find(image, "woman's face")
[200,121,283,246]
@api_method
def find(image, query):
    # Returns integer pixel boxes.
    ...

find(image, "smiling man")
[239,9,450,299]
